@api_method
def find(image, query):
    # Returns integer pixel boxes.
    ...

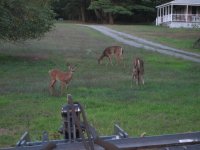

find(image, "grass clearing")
[0,23,200,147]
[106,25,200,53]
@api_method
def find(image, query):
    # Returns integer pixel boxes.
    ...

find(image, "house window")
[192,7,197,14]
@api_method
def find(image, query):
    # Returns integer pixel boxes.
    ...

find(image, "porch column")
[160,7,162,23]
[162,7,164,21]
[186,5,188,22]
[171,5,173,21]
[156,8,159,25]
[168,5,170,21]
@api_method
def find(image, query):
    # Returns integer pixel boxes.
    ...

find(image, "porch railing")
[156,14,200,25]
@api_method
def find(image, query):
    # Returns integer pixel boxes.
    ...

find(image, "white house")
[156,0,200,28]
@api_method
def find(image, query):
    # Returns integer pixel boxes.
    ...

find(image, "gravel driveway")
[84,25,200,63]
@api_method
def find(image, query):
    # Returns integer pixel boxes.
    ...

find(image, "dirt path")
[85,25,200,63]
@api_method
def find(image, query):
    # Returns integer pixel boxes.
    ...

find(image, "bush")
[0,0,55,42]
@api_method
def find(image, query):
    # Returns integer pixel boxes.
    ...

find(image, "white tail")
[98,46,123,65]
[49,65,76,95]
[132,57,144,86]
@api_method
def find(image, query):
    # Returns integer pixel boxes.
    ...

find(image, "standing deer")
[98,46,123,65]
[132,57,144,86]
[49,65,76,96]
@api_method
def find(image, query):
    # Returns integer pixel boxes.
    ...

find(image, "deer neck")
[98,55,104,63]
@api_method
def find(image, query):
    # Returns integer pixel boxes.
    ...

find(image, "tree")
[129,0,156,23]
[52,0,90,22]
[0,0,55,42]
[88,0,132,24]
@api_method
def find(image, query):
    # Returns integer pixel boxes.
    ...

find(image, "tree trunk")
[80,7,86,22]
[80,0,86,22]
[108,13,114,24]
[94,10,103,23]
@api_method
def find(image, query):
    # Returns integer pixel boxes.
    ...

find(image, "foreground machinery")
[2,95,200,150]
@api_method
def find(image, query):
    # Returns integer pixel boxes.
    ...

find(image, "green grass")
[106,25,200,53]
[0,23,200,147]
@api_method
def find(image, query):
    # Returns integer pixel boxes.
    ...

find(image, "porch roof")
[156,0,200,8]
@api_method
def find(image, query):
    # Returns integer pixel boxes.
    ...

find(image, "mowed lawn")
[0,23,200,147]
[107,24,200,54]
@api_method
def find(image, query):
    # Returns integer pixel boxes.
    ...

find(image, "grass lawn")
[106,25,200,54]
[0,23,200,147]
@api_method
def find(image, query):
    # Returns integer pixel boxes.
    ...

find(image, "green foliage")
[52,0,90,22]
[105,5,133,15]
[131,4,155,12]
[0,0,55,42]
[89,0,132,15]
[52,0,173,23]
[53,0,80,19]
[88,0,132,23]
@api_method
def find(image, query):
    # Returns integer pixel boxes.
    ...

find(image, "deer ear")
[66,63,71,68]
[65,62,70,66]
[68,65,72,70]
[73,65,77,70]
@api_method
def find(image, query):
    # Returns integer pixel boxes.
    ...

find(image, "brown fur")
[132,57,144,85]
[98,46,123,65]
[49,65,75,95]
[42,142,56,150]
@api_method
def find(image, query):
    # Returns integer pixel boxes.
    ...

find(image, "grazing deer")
[49,65,76,96]
[132,57,144,86]
[98,46,123,65]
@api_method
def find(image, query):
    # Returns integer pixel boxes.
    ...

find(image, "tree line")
[0,0,171,41]
[53,0,171,24]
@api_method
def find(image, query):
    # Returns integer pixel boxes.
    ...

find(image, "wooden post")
[186,5,188,22]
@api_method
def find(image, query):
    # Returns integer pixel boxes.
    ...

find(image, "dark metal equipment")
[4,94,200,150]
[59,101,83,140]
[59,94,95,150]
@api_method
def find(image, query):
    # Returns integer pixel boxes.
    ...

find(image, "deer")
[132,57,144,86]
[98,46,123,65]
[49,64,76,96]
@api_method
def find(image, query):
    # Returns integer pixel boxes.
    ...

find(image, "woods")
[52,0,171,24]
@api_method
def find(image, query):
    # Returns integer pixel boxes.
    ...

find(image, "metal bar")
[71,103,76,141]
[94,137,120,150]
[67,109,71,141]
[163,144,200,150]
[16,132,30,146]
[79,103,95,150]
[67,94,91,150]
[106,131,200,150]
[114,124,128,138]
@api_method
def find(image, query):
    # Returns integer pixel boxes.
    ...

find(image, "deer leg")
[121,56,125,68]
[136,78,139,85]
[141,75,145,85]
[136,73,139,85]
[108,56,113,65]
[131,75,134,88]
[117,54,123,64]
[49,80,56,95]
[114,55,118,65]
